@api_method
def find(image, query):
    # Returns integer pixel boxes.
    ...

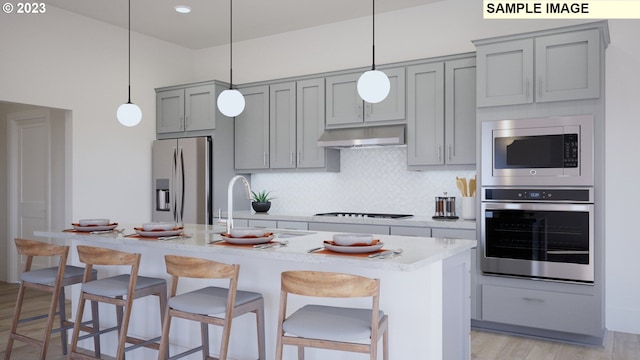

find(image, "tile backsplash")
[250,146,477,217]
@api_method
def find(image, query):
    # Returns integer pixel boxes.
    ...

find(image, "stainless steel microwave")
[481,115,594,187]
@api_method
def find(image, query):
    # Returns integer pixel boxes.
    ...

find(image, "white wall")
[193,0,640,334]
[0,6,195,227]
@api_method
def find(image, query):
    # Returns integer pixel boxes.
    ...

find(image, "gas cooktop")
[314,212,413,219]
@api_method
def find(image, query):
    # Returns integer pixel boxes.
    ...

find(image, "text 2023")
[17,3,46,14]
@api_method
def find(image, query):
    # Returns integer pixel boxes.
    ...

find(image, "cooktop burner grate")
[314,212,413,219]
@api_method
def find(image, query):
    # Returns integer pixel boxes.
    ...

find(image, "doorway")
[2,102,69,282]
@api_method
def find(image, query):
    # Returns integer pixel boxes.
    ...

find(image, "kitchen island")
[35,224,476,360]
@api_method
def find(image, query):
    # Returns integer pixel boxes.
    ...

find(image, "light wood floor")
[1,281,639,359]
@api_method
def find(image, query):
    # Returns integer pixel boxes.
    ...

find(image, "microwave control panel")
[483,188,592,202]
[564,133,579,168]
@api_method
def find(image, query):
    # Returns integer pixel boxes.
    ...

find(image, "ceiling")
[45,0,442,49]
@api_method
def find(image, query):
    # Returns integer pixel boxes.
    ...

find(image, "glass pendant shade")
[217,89,245,117]
[117,102,142,127]
[357,69,390,103]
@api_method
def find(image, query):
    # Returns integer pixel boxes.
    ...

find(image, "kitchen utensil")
[253,240,288,249]
[368,248,403,259]
[456,177,467,197]
[307,247,324,253]
[469,176,476,197]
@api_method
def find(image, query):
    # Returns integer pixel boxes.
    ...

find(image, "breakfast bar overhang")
[35,224,476,360]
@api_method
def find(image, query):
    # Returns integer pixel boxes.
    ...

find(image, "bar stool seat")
[82,274,167,297]
[5,238,100,360]
[275,270,389,360]
[158,255,266,360]
[69,245,167,360]
[168,286,263,315]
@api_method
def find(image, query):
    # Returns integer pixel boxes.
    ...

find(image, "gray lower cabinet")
[407,56,476,167]
[235,85,270,170]
[156,83,222,134]
[482,284,599,335]
[308,222,390,236]
[325,67,406,128]
[432,228,476,240]
[390,226,431,237]
[475,28,601,107]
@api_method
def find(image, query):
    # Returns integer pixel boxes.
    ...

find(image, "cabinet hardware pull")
[438,146,442,161]
[538,78,542,99]
[448,145,452,161]
[298,151,302,164]
[525,79,530,100]
[522,297,545,303]
[263,152,267,166]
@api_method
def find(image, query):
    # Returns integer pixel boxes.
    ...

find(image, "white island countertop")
[35,224,476,360]
[37,223,475,272]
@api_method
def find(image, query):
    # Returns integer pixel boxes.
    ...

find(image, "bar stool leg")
[90,300,101,356]
[57,289,68,355]
[4,282,26,360]
[200,323,209,360]
[256,304,266,360]
[70,290,88,356]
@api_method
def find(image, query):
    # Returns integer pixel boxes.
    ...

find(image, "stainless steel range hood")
[317,125,405,148]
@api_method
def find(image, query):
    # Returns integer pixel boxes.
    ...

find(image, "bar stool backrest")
[281,271,380,298]
[15,238,69,271]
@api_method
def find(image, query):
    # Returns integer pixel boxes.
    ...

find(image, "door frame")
[7,109,52,282]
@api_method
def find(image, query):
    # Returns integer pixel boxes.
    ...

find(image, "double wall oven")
[480,115,595,283]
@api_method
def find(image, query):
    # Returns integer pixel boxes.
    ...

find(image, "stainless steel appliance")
[481,115,593,187]
[314,212,413,219]
[152,137,211,225]
[480,187,594,283]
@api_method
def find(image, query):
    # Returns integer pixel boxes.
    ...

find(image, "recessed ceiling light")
[174,5,191,14]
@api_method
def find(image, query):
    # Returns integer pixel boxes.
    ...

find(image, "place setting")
[308,233,400,259]
[212,227,279,248]
[124,222,187,240]
[65,219,123,235]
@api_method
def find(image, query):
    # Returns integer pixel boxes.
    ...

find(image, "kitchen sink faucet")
[227,175,251,234]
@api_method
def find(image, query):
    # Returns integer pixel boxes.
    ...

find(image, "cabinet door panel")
[325,73,362,127]
[407,62,444,166]
[156,89,184,133]
[476,39,534,107]
[185,84,216,131]
[297,78,327,168]
[536,29,600,102]
[235,85,269,170]
[366,67,406,123]
[445,58,476,165]
[270,82,296,169]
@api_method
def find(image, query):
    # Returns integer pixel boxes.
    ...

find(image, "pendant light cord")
[127,0,132,104]
[228,0,233,90]
[371,0,376,71]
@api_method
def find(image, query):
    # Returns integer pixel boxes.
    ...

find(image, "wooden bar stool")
[5,238,100,360]
[158,255,266,360]
[69,245,167,360]
[275,271,389,360]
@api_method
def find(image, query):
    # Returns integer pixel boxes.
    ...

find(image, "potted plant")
[251,190,274,213]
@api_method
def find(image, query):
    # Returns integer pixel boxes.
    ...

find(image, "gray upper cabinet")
[476,28,600,107]
[235,85,270,170]
[407,62,444,166]
[325,67,406,128]
[269,82,297,169]
[156,83,220,134]
[445,57,476,165]
[407,56,476,167]
[297,78,339,170]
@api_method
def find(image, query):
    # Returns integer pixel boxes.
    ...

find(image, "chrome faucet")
[227,175,251,234]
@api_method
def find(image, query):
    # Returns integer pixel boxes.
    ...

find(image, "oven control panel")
[483,188,592,202]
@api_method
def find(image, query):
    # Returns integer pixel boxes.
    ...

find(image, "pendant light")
[357,0,390,104]
[117,0,142,127]
[217,0,245,117]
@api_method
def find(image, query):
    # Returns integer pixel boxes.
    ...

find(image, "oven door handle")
[546,250,589,255]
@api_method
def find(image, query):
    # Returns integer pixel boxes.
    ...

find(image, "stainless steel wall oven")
[481,188,594,283]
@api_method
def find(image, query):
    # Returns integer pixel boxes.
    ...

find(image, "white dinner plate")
[323,241,384,254]
[72,223,118,232]
[221,234,275,245]
[134,228,183,237]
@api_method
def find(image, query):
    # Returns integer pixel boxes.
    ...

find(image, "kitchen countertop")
[34,224,475,359]
[226,210,477,229]
[36,224,476,272]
